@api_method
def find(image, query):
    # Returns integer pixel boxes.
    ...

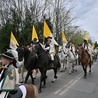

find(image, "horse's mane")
[78,46,89,59]
[37,43,47,53]
[20,46,30,56]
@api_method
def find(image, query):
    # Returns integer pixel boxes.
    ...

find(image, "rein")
[32,44,46,57]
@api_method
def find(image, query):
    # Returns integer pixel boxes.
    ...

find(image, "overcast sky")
[72,0,98,42]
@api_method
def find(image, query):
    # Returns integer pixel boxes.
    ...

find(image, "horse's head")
[16,46,26,61]
[32,42,45,55]
[58,46,63,52]
[76,45,85,57]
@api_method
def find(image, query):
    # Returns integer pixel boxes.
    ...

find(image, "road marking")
[59,73,82,95]
[54,72,83,95]
[54,61,97,96]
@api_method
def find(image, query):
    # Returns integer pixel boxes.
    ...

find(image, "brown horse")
[0,84,38,98]
[24,84,38,98]
[77,45,92,78]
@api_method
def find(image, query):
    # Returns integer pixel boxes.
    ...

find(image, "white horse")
[92,48,98,61]
[58,46,67,72]
[65,47,78,74]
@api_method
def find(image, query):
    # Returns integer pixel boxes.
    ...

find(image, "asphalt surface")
[21,59,98,98]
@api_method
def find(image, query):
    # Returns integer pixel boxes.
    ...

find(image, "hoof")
[89,70,91,73]
[52,80,55,83]
[38,89,42,93]
[55,76,58,79]
[83,76,86,79]
[65,67,67,69]
[33,77,36,79]
[75,69,77,72]
[52,79,56,83]
[42,85,46,88]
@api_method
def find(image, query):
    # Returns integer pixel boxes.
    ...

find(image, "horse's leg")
[89,60,92,73]
[82,65,87,78]
[29,71,34,84]
[60,62,63,72]
[84,68,87,78]
[68,62,72,74]
[64,60,67,70]
[72,63,75,73]
[74,59,78,71]
[25,70,34,84]
[42,70,47,88]
[20,66,24,83]
[38,68,46,93]
[25,71,29,83]
[52,68,58,82]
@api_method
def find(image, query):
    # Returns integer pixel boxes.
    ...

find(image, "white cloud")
[72,0,98,42]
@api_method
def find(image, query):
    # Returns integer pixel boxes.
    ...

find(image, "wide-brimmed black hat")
[1,51,14,60]
[47,36,52,39]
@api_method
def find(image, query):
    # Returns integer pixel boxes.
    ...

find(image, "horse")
[76,45,92,78]
[92,48,98,61]
[16,46,38,84]
[32,42,60,93]
[65,45,78,74]
[0,84,38,98]
[58,46,67,72]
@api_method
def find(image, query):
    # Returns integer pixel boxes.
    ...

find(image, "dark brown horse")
[17,45,60,93]
[77,45,92,78]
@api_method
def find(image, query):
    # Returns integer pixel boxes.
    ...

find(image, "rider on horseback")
[82,40,93,62]
[66,41,76,59]
[44,36,56,68]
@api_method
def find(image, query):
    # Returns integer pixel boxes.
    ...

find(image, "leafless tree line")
[0,0,77,41]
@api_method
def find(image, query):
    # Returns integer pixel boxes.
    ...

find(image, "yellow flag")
[84,32,89,41]
[62,32,67,43]
[31,25,38,41]
[43,20,58,46]
[9,32,19,50]
[43,20,52,38]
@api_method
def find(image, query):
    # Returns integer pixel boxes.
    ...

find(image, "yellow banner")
[62,32,67,43]
[84,32,89,41]
[43,20,52,38]
[31,25,38,41]
[9,32,19,50]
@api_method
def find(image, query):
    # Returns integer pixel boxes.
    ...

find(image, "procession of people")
[0,20,98,98]
[0,34,98,97]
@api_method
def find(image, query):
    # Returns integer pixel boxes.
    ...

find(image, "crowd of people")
[0,35,97,97]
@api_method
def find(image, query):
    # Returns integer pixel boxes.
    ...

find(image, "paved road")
[22,59,98,98]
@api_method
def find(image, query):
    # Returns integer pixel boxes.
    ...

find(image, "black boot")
[50,60,54,68]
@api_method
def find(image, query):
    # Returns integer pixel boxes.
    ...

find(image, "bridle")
[32,44,45,57]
